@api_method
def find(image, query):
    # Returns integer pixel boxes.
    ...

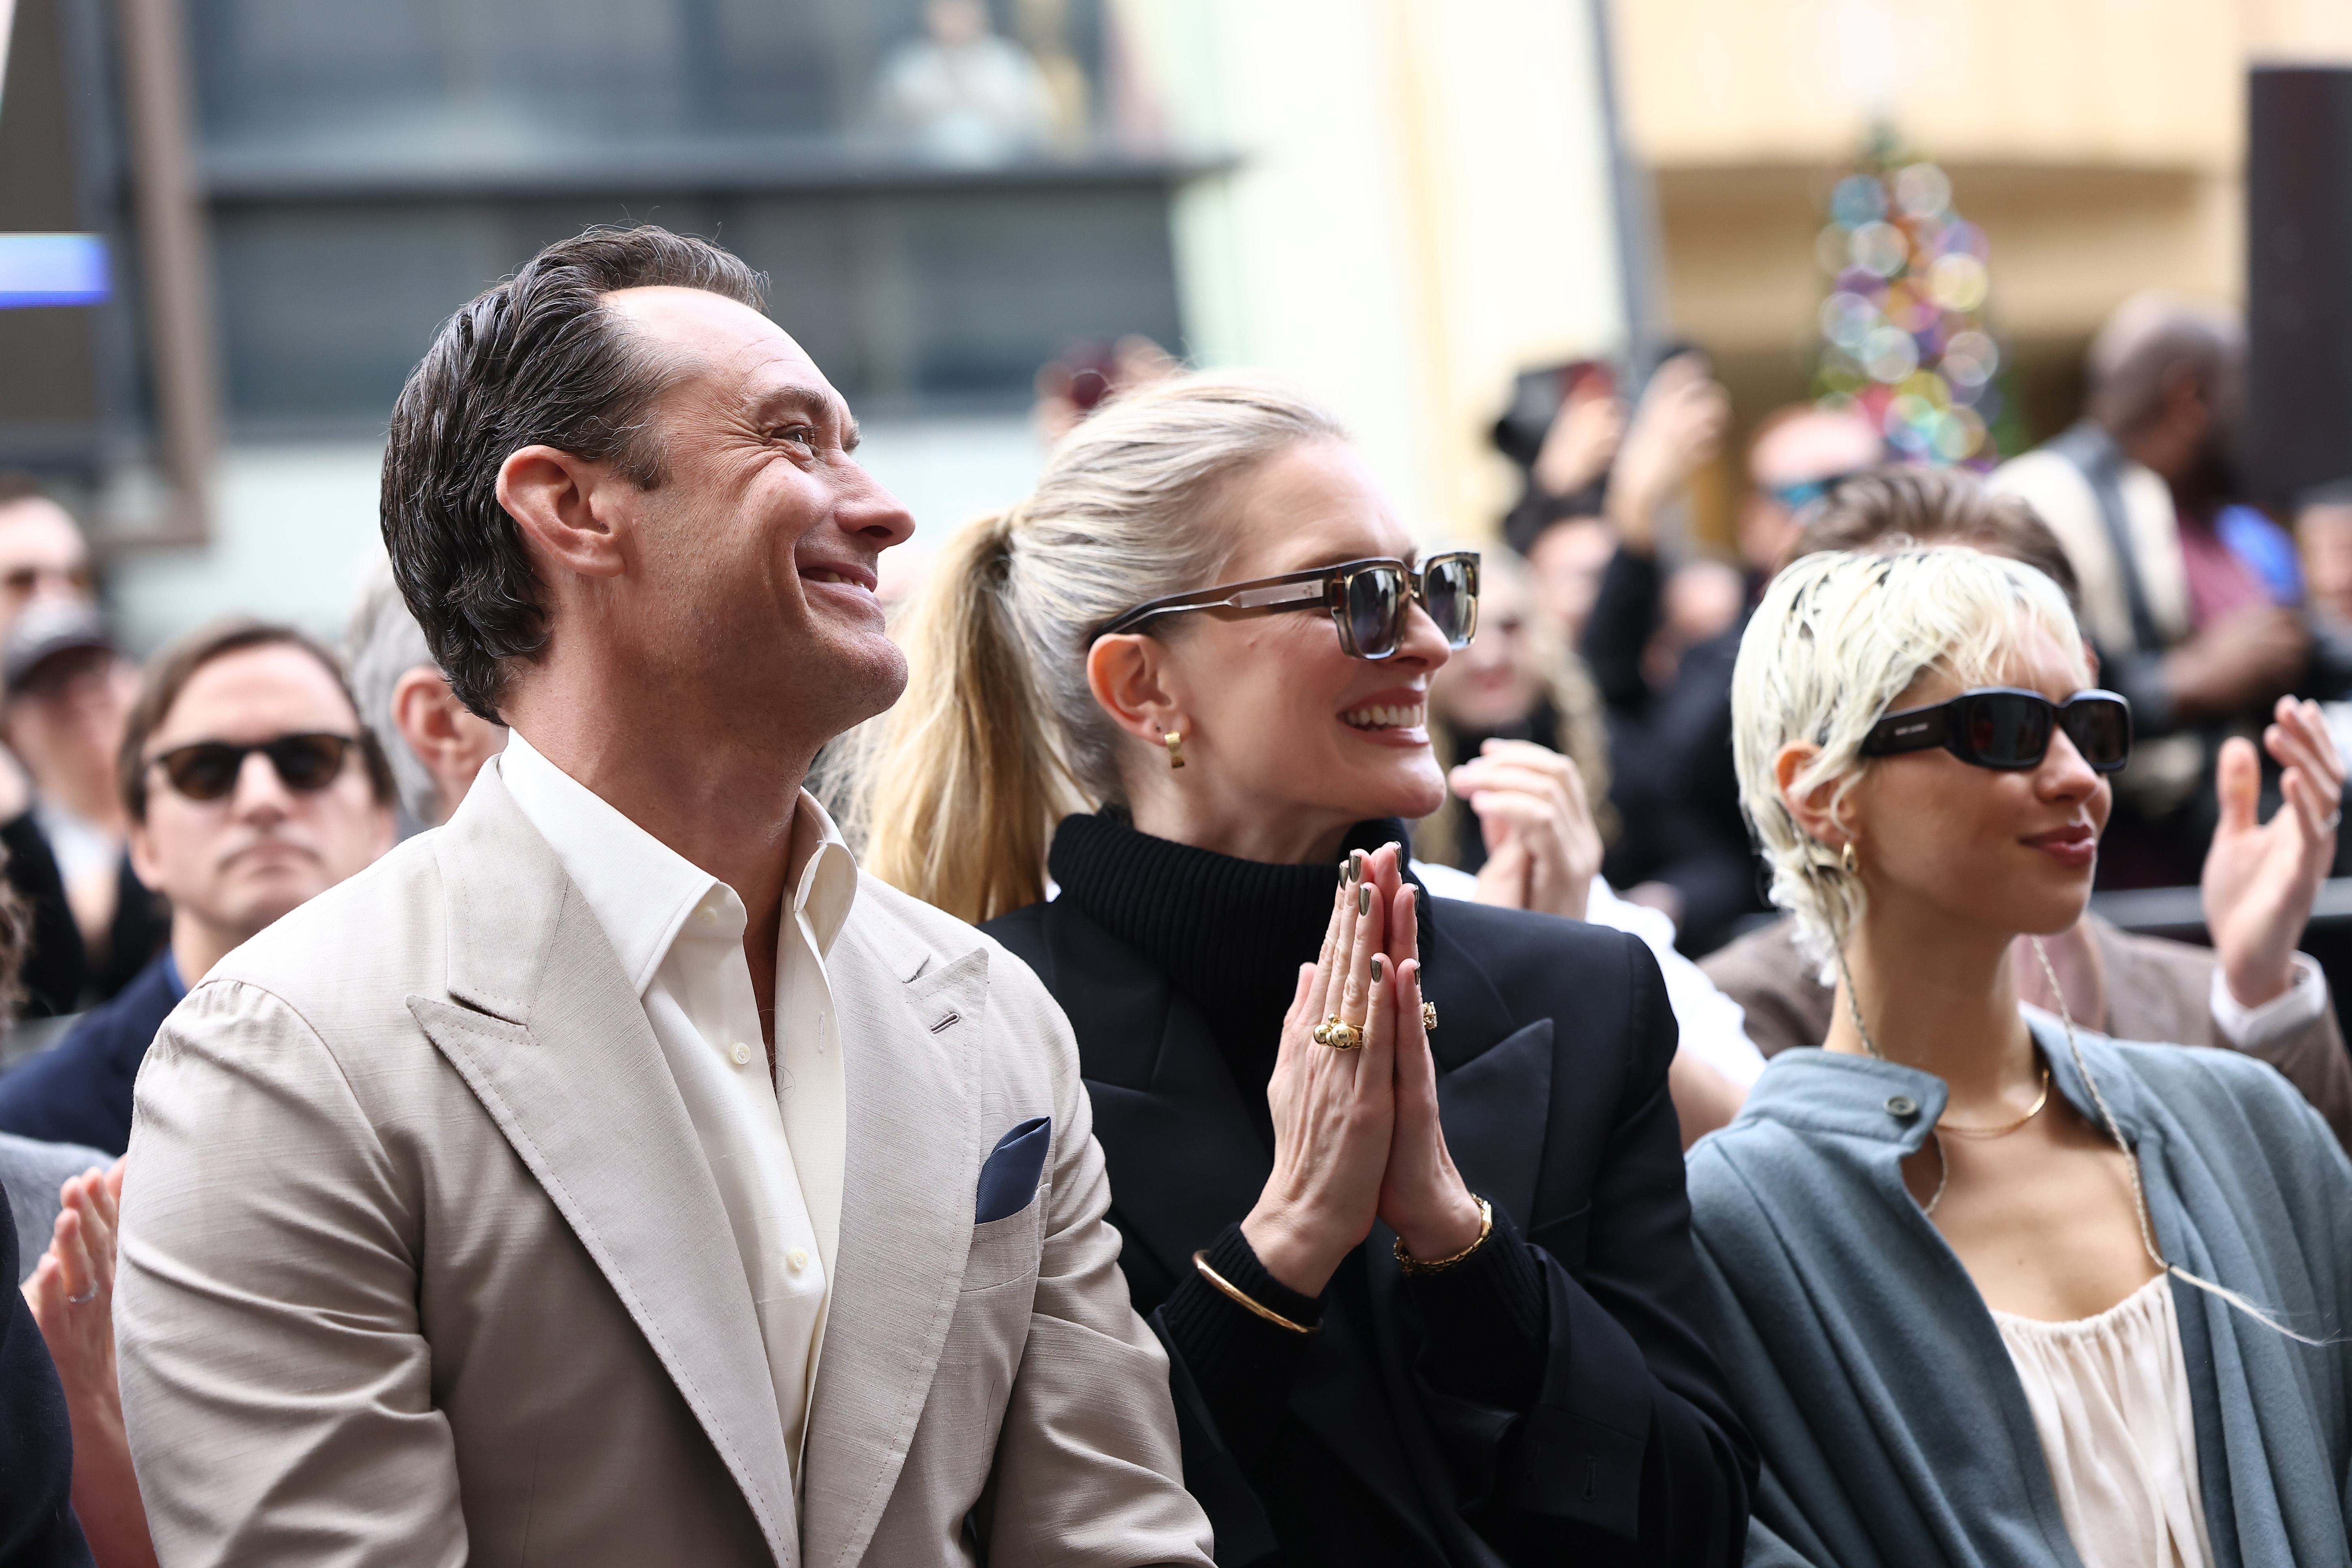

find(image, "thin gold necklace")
[1937,1062,2052,1140]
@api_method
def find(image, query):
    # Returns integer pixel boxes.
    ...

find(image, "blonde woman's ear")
[1774,739,1852,851]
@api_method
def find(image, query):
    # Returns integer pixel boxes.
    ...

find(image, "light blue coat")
[1689,1018,2352,1567]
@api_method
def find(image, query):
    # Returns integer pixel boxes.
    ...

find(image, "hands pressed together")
[1240,844,1486,1298]
[1449,738,1604,922]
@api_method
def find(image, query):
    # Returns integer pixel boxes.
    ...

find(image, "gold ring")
[1312,1015,1339,1046]
[1421,1001,1438,1033]
[1320,1019,1365,1050]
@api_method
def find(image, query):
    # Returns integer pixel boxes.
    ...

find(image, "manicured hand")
[1244,845,1404,1297]
[2203,696,2345,1007]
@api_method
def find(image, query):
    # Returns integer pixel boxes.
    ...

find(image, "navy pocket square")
[975,1116,1051,1223]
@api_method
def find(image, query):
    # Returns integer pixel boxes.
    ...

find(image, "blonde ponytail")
[855,509,1086,923]
[848,372,1349,924]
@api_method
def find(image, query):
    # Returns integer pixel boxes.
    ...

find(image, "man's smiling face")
[597,285,918,738]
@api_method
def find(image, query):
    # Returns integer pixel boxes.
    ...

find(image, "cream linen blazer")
[113,771,1212,1568]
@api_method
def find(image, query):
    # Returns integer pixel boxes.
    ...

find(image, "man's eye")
[774,425,817,446]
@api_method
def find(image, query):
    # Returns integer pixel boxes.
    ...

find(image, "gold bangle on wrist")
[1192,1251,1322,1335]
[1392,1195,1494,1275]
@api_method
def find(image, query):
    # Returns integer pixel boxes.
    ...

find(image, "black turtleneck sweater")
[1050,810,1413,1150]
[1046,810,1549,1496]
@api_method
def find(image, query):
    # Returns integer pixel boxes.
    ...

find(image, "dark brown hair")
[119,618,396,821]
[1789,465,2083,613]
[379,225,768,722]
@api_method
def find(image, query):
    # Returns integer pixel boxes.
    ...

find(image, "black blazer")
[988,891,1754,1565]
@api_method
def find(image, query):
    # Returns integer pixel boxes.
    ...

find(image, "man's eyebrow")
[747,382,858,448]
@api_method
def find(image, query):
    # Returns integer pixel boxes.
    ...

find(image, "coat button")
[730,1042,753,1066]
[1885,1094,1919,1118]
[787,1248,810,1273]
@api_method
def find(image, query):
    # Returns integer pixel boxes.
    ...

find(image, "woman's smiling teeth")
[1342,701,1426,732]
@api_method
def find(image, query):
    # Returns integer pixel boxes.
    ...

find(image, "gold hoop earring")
[1164,731,1186,770]
[1840,840,1858,876]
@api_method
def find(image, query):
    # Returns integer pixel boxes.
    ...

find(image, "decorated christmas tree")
[1809,127,2023,467]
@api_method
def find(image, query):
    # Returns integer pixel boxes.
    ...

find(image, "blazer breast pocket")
[964,1116,1051,1293]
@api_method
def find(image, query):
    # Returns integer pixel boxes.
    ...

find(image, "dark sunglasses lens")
[161,745,243,802]
[1423,558,1478,646]
[266,735,350,791]
[1962,694,2052,768]
[2061,699,2132,771]
[1344,567,1406,657]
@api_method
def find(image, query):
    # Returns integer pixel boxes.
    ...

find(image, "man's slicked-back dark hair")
[381,225,767,720]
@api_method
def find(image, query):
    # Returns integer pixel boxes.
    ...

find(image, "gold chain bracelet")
[1392,1195,1494,1275]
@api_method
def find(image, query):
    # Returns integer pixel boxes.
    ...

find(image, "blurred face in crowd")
[5,647,138,816]
[130,644,394,952]
[1816,624,2108,948]
[0,499,94,643]
[1523,516,1614,645]
[1740,410,1884,574]
[1431,564,1544,734]
[579,287,918,745]
[1101,439,1450,856]
[2304,502,2352,626]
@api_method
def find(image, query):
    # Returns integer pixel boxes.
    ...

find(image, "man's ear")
[127,819,162,894]
[494,445,629,580]
[1084,634,1183,744]
[391,665,462,765]
[1773,740,1853,851]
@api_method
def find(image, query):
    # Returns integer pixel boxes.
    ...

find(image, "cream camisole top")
[1990,1272,2214,1568]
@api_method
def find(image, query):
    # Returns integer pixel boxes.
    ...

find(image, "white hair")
[1730,546,2091,974]
[344,556,441,825]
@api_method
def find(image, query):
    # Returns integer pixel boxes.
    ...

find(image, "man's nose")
[838,459,918,550]
[233,750,295,819]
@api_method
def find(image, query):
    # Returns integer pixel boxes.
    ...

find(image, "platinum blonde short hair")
[1731,545,2092,973]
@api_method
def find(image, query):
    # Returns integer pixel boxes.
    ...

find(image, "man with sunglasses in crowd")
[0,618,394,1154]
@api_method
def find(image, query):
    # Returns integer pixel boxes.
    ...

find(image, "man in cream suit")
[113,226,1212,1568]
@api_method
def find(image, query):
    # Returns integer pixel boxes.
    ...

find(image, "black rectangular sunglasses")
[1094,552,1480,662]
[1860,687,2132,773]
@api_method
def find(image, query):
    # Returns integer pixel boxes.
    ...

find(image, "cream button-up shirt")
[497,733,853,1485]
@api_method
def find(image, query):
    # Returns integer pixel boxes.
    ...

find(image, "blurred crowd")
[0,215,2350,1568]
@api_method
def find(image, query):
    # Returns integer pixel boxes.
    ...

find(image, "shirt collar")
[496,730,861,992]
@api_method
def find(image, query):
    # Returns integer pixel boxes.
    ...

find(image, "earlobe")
[1084,635,1184,748]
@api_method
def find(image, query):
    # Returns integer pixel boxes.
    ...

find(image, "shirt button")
[787,1248,810,1273]
[1885,1094,1919,1118]
[698,905,718,925]
[730,1042,753,1066]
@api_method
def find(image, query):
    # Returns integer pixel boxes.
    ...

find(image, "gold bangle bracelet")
[1393,1195,1494,1275]
[1191,1251,1321,1335]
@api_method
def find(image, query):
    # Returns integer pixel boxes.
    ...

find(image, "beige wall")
[1121,0,1626,536]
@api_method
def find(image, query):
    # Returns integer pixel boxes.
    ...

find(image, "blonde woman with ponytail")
[856,373,1753,1566]
[1696,543,2352,1568]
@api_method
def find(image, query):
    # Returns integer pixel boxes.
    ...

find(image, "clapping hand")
[2202,696,2345,1008]
[22,1157,157,1568]
[1449,739,1603,922]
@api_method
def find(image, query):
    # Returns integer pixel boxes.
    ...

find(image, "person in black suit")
[852,373,1753,1565]
[0,620,394,1154]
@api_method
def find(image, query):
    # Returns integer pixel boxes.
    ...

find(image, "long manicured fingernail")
[1357,885,1371,916]
[1349,849,1366,883]
[1337,861,1349,887]
[1371,954,1384,982]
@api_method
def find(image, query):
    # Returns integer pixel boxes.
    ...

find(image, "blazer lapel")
[414,775,800,1566]
[797,913,982,1568]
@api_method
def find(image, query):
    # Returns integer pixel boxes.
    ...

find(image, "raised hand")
[23,1157,157,1568]
[2203,696,2346,1008]
[1243,844,1405,1297]
[1449,738,1604,921]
